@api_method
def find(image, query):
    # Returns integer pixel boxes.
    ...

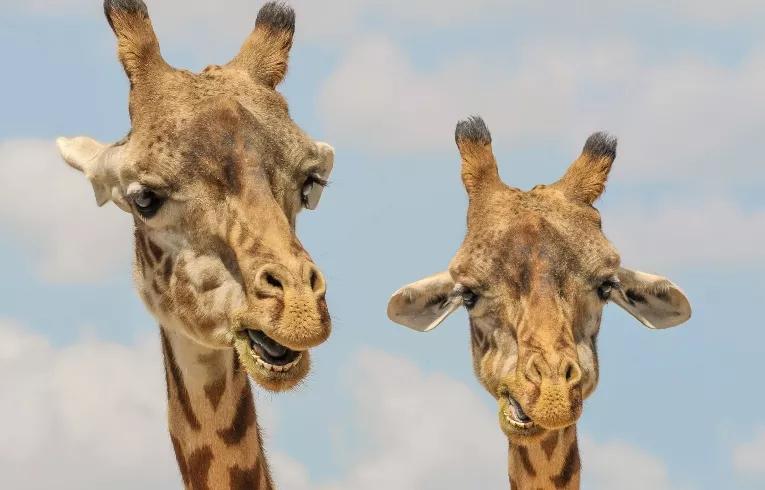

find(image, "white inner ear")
[387,271,462,332]
[56,136,128,210]
[304,142,334,210]
[611,267,692,329]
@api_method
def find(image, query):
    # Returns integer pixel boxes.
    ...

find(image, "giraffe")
[387,117,692,489]
[56,1,334,488]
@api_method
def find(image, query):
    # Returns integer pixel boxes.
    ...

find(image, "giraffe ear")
[56,136,130,212]
[611,267,691,329]
[387,271,463,332]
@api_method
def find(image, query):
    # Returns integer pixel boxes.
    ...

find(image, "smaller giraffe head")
[57,0,333,392]
[388,117,691,441]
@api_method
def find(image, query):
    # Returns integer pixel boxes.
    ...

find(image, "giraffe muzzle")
[232,325,312,392]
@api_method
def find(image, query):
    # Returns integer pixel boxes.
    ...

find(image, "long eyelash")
[309,173,329,187]
[301,174,330,207]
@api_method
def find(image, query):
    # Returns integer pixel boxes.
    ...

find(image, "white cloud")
[0,319,285,489]
[580,436,682,490]
[318,36,765,186]
[316,348,507,490]
[0,320,178,489]
[268,348,508,490]
[7,0,765,31]
[1,0,359,45]
[270,348,685,490]
[2,322,687,490]
[0,139,132,282]
[604,197,765,268]
[733,427,765,477]
[657,0,765,24]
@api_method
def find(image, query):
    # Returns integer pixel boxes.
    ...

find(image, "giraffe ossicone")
[57,1,333,488]
[387,116,692,489]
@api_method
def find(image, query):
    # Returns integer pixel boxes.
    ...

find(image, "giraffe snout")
[246,261,331,351]
[524,353,582,389]
[519,353,584,430]
[252,262,326,299]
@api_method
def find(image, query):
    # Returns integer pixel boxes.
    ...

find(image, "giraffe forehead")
[456,199,618,290]
[122,72,310,192]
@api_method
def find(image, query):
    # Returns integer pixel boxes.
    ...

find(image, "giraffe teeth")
[251,352,302,373]
[503,408,534,429]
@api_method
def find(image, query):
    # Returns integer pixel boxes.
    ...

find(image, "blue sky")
[1,1,764,489]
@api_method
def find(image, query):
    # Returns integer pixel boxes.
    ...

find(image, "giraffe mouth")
[501,392,534,430]
[245,329,302,372]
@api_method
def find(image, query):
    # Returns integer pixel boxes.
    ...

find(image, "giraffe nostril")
[254,265,289,298]
[305,264,326,296]
[562,359,582,387]
[309,270,318,291]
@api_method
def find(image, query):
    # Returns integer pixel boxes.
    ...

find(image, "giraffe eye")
[462,289,479,308]
[131,189,164,219]
[597,279,620,301]
[301,173,328,210]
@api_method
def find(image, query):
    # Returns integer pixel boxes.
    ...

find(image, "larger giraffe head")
[388,117,691,441]
[57,0,334,392]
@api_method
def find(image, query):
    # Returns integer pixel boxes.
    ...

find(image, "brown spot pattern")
[171,435,190,488]
[161,329,201,431]
[147,238,163,264]
[551,440,580,488]
[217,385,255,446]
[186,446,214,490]
[136,229,153,267]
[469,321,490,356]
[229,463,263,490]
[204,376,227,411]
[198,351,222,366]
[541,431,559,460]
[516,445,537,477]
[162,255,174,283]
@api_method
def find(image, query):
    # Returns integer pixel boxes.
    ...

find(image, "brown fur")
[390,120,688,486]
[451,119,615,489]
[217,385,257,446]
[509,427,579,490]
[204,376,227,411]
[63,2,333,488]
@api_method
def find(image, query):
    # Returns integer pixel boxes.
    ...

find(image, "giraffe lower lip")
[245,329,301,366]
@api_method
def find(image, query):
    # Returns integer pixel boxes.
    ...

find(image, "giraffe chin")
[233,334,310,392]
[497,391,579,441]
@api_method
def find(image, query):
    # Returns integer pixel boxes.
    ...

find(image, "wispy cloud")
[0,320,176,488]
[1,321,689,489]
[604,197,765,269]
[0,139,132,282]
[318,36,765,188]
[733,427,765,477]
[272,348,687,490]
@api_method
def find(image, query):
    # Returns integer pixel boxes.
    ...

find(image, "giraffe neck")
[161,327,274,490]
[508,426,580,490]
